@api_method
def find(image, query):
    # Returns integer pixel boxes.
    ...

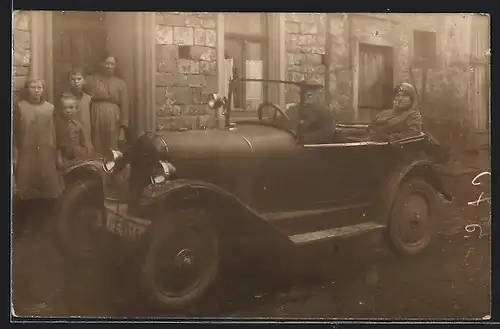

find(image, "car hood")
[160,123,297,160]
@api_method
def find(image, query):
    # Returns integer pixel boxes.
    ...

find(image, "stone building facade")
[12,11,489,147]
[284,13,327,104]
[283,13,490,147]
[283,14,489,124]
[155,12,219,130]
[12,11,31,92]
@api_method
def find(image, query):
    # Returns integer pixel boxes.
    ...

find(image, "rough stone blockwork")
[155,12,218,130]
[284,13,326,104]
[283,13,474,125]
[12,11,31,92]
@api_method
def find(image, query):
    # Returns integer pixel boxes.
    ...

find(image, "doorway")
[51,11,142,135]
[52,11,108,100]
[357,43,394,122]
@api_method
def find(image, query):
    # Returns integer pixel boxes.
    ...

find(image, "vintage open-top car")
[53,78,452,312]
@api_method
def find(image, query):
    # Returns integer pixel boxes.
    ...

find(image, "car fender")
[374,159,453,225]
[138,179,299,287]
[61,158,108,187]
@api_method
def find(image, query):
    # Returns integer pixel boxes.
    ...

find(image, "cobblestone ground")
[11,152,491,320]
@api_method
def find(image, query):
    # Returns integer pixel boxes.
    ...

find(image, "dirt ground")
[11,153,491,320]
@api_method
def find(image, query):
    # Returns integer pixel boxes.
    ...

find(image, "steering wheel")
[257,102,290,122]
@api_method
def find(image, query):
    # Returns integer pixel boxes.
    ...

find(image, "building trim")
[351,29,398,121]
[351,36,359,120]
[31,11,54,103]
[277,13,286,109]
[148,12,157,133]
[348,13,402,25]
[216,13,225,96]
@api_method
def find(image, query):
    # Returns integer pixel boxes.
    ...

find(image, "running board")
[289,222,386,245]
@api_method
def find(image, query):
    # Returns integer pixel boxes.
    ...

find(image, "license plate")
[105,212,149,242]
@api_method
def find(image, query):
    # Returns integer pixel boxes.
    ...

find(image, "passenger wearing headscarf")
[369,82,423,141]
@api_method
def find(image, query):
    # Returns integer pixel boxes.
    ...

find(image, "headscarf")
[393,82,419,111]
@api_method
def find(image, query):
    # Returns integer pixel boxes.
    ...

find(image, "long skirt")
[90,101,121,155]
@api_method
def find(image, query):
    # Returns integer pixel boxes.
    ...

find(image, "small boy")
[55,92,93,170]
[67,68,93,149]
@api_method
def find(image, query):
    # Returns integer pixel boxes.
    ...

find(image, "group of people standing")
[12,54,130,237]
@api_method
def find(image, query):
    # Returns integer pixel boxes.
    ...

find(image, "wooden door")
[52,12,107,101]
[357,43,394,123]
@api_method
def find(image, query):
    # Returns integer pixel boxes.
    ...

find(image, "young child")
[13,77,64,236]
[67,68,93,149]
[55,92,93,170]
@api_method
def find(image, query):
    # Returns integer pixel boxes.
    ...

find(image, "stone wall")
[151,12,481,146]
[282,13,474,125]
[154,12,218,130]
[327,14,353,120]
[12,11,31,93]
[284,13,327,104]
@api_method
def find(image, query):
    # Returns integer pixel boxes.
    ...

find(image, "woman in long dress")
[85,54,130,155]
[13,77,64,235]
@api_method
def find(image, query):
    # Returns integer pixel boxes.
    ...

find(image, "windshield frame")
[226,78,324,142]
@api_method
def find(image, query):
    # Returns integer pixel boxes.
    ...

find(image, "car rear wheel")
[140,208,220,312]
[387,178,438,257]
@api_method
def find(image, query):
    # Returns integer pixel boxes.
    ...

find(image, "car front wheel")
[140,208,220,312]
[53,179,108,263]
[387,178,438,257]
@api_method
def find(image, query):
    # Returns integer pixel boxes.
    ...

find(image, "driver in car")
[284,88,336,144]
[368,82,423,142]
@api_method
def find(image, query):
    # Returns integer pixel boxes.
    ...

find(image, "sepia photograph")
[11,11,491,320]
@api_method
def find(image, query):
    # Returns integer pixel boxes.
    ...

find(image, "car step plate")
[289,222,385,245]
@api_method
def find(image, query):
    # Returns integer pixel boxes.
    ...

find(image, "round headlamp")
[102,149,126,174]
[150,160,176,184]
[208,93,225,110]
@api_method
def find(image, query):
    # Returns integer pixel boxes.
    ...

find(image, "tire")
[52,179,108,264]
[386,178,438,257]
[140,208,220,312]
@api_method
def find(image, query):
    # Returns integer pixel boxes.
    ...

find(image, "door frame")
[219,13,286,109]
[351,33,398,122]
[41,11,157,138]
[224,35,270,107]
[224,14,270,108]
[30,11,54,103]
